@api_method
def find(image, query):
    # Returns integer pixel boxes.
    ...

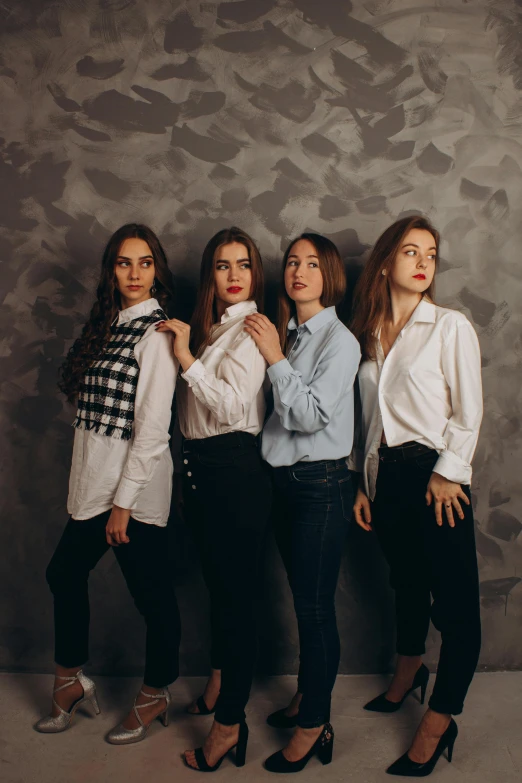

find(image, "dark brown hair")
[190,226,264,356]
[350,215,439,361]
[277,233,347,353]
[59,223,174,403]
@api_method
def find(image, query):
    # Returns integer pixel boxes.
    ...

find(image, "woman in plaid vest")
[35,224,180,745]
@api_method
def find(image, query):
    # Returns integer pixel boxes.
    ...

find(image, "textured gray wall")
[1,0,521,676]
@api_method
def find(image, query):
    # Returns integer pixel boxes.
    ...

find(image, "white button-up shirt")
[177,300,267,440]
[67,298,178,526]
[348,298,483,500]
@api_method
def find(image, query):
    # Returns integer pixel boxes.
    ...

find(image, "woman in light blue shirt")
[244,233,360,774]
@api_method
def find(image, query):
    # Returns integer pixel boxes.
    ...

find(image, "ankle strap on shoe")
[53,670,83,694]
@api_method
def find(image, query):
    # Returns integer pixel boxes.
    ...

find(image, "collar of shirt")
[117,297,161,326]
[220,299,258,323]
[287,305,337,334]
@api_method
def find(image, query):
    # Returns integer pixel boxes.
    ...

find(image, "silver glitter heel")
[34,670,100,733]
[106,687,171,745]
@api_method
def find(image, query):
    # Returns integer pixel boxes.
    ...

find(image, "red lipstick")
[293,282,307,289]
[227,286,243,293]
[413,274,426,280]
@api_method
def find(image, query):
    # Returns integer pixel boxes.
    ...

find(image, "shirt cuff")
[267,358,295,383]
[433,450,472,486]
[181,358,206,386]
[113,477,143,510]
[347,447,364,473]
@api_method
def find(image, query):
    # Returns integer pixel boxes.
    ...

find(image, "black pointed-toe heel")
[264,723,334,773]
[266,707,298,729]
[185,721,249,772]
[186,694,216,716]
[386,718,458,777]
[364,664,429,713]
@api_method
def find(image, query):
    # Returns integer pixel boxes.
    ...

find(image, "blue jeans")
[271,459,353,728]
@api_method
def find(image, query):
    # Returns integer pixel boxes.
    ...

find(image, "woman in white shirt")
[35,225,180,745]
[157,226,271,772]
[350,216,482,777]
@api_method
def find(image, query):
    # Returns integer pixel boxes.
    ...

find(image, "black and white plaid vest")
[73,308,166,440]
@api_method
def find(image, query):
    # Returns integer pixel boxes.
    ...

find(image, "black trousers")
[272,459,353,728]
[182,432,272,726]
[46,512,180,688]
[371,443,481,715]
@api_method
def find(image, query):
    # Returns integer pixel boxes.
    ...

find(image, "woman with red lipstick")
[244,234,361,774]
[157,226,271,772]
[36,224,181,744]
[350,216,483,777]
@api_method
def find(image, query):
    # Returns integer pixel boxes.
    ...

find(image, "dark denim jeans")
[182,431,272,726]
[272,459,353,728]
[372,443,481,715]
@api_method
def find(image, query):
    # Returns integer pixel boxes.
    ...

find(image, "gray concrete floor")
[0,672,520,783]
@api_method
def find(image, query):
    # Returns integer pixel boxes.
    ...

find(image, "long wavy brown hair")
[350,215,439,362]
[59,224,174,403]
[277,233,347,353]
[190,227,264,356]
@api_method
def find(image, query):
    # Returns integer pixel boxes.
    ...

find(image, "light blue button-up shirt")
[261,306,361,467]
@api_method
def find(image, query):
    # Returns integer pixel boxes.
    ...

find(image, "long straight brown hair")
[350,215,440,362]
[59,224,174,403]
[277,233,346,353]
[190,226,264,356]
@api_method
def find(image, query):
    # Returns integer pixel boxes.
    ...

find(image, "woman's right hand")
[155,318,195,371]
[353,486,372,531]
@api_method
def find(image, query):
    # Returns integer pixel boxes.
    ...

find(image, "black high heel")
[266,707,298,729]
[386,718,458,777]
[364,663,429,713]
[264,723,334,773]
[185,721,249,772]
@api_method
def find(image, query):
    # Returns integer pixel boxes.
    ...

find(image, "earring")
[151,279,157,295]
[381,269,387,276]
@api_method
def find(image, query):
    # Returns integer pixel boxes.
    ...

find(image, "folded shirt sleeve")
[433,319,483,485]
[113,325,178,510]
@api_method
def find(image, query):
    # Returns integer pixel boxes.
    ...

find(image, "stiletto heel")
[106,687,171,745]
[34,670,100,733]
[264,723,334,773]
[185,721,249,772]
[364,663,430,713]
[235,721,249,767]
[447,734,456,763]
[386,718,458,777]
[90,691,101,716]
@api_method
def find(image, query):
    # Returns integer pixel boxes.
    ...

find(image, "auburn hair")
[350,215,440,362]
[277,233,346,353]
[59,224,174,403]
[190,226,264,356]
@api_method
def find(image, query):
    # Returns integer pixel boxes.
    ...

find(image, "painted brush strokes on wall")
[0,0,521,675]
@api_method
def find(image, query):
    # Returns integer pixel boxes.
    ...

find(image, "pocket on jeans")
[339,475,355,520]
[291,462,327,484]
[414,450,439,471]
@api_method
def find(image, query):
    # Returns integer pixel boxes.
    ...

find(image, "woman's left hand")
[106,505,131,546]
[156,319,195,371]
[244,313,285,366]
[426,472,470,528]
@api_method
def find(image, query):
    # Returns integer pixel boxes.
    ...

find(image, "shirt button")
[187,471,192,477]
[184,459,188,464]
[191,484,196,490]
